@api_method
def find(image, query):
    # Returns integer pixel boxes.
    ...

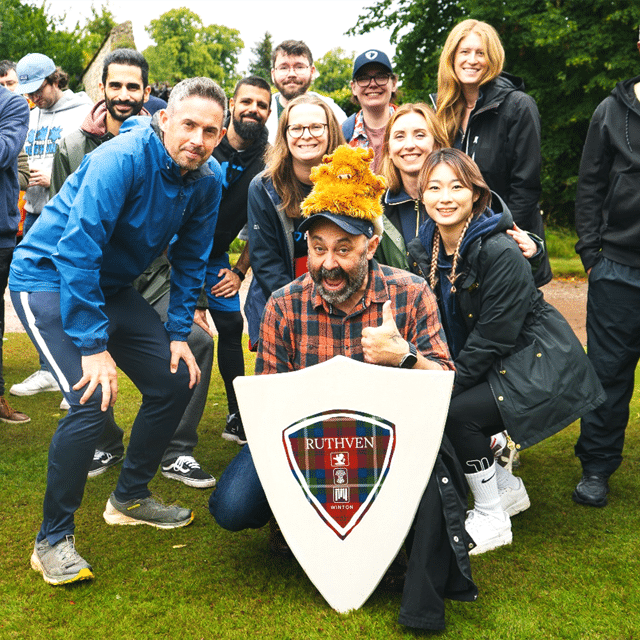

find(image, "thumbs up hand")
[361,300,411,366]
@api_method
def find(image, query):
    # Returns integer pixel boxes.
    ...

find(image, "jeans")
[208,445,271,531]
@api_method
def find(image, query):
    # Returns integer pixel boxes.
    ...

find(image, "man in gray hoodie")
[10,53,92,399]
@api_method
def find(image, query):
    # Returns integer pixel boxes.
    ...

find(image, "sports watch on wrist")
[232,267,245,281]
[398,342,418,369]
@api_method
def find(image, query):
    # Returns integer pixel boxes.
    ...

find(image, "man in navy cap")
[342,50,398,173]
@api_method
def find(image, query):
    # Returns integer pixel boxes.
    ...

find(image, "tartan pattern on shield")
[283,409,396,540]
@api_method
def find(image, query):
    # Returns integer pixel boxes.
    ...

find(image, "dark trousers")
[445,382,504,473]
[0,246,13,395]
[11,287,193,546]
[575,257,640,477]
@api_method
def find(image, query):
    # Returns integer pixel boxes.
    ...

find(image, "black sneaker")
[222,412,247,445]
[572,473,609,507]
[88,450,123,478]
[161,456,217,488]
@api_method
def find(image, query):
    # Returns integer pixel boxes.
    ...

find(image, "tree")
[312,47,357,116]
[351,0,640,227]
[79,4,118,64]
[0,0,87,87]
[248,31,273,80]
[143,8,243,93]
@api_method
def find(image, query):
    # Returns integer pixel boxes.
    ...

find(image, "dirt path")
[4,274,588,344]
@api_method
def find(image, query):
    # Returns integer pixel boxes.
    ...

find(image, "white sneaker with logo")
[466,508,512,556]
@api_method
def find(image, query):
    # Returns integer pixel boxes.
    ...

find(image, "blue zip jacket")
[10,116,222,355]
[0,86,29,248]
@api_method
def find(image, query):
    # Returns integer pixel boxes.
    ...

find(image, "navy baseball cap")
[16,53,55,94]
[299,212,375,238]
[352,50,393,78]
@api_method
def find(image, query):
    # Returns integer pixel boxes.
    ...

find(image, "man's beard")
[105,95,145,122]
[232,114,265,141]
[310,253,368,306]
[275,76,312,101]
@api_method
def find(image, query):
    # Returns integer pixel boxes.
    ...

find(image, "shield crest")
[283,409,396,540]
[234,356,454,613]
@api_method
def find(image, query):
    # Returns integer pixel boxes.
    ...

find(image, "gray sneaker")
[30,536,94,586]
[103,492,194,529]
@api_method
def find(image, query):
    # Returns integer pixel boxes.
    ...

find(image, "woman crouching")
[408,149,604,555]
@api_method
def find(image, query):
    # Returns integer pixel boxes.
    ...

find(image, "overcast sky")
[44,0,397,74]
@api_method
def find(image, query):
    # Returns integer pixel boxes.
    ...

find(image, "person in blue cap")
[342,49,398,173]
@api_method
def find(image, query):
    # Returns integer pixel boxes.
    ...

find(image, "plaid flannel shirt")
[256,260,453,374]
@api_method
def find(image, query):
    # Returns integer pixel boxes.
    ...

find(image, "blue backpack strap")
[341,113,357,142]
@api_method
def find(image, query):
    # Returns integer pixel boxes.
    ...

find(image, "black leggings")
[445,382,504,474]
[210,310,245,415]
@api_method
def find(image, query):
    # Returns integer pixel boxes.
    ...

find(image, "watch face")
[400,354,418,369]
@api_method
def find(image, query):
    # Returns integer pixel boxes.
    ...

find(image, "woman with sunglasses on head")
[434,19,552,287]
[407,149,604,555]
[245,94,345,348]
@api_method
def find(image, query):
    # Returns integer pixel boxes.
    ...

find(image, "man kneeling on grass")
[9,77,226,586]
[208,146,477,631]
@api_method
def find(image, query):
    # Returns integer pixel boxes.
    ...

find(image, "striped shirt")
[256,261,453,374]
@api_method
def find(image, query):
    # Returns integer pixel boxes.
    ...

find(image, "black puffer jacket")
[408,208,604,450]
[433,73,552,286]
[575,75,640,272]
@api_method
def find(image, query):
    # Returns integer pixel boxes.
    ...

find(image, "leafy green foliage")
[78,4,118,65]
[312,47,357,116]
[248,31,273,81]
[143,8,243,93]
[0,0,87,88]
[352,0,640,227]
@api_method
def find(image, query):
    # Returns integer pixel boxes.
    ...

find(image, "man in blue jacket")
[0,85,30,424]
[9,77,226,586]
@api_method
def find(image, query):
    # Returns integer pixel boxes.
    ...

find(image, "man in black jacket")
[199,76,271,444]
[573,31,640,507]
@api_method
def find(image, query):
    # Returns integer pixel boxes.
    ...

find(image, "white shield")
[234,355,454,613]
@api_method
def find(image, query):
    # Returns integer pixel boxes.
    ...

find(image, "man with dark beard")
[199,76,272,444]
[209,148,477,631]
[265,40,346,142]
[50,49,150,191]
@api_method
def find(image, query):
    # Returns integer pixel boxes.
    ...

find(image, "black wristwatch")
[232,267,245,282]
[398,342,418,369]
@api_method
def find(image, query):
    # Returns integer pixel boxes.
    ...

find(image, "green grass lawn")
[2,333,638,639]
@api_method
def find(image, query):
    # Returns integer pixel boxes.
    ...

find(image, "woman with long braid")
[408,149,604,555]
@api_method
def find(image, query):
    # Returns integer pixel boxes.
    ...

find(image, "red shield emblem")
[283,409,395,539]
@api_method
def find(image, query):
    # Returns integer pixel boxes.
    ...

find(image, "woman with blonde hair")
[245,94,345,347]
[375,103,447,269]
[434,19,552,286]
[407,149,604,555]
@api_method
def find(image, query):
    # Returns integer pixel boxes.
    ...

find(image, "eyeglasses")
[286,123,328,139]
[274,64,310,76]
[354,73,391,88]
[27,80,49,99]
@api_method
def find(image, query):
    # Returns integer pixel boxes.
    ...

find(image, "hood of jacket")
[477,72,524,111]
[80,100,151,141]
[42,89,93,114]
[417,199,513,265]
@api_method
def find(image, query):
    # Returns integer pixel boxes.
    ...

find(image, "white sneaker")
[10,370,60,396]
[466,508,512,556]
[499,477,530,516]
